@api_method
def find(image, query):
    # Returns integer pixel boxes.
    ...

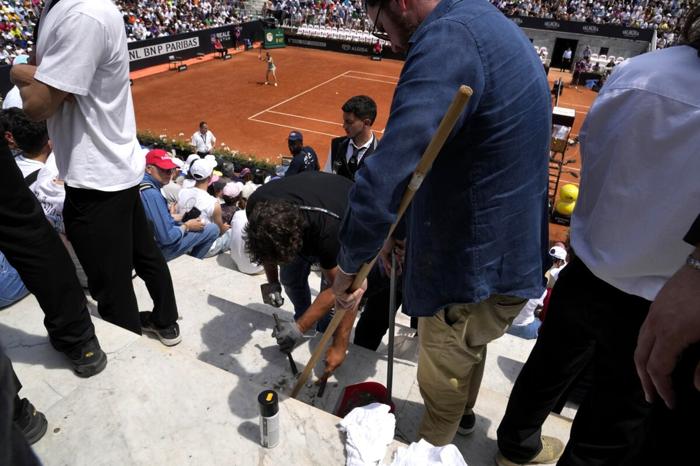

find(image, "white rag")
[391,439,468,466]
[339,402,396,466]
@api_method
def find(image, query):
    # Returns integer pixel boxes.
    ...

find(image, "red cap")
[146,149,178,170]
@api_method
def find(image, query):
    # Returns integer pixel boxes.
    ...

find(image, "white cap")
[241,182,259,199]
[549,245,567,262]
[223,181,244,198]
[190,158,217,180]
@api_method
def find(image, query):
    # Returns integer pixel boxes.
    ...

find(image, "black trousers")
[0,346,40,466]
[497,257,653,465]
[354,266,416,351]
[63,185,178,333]
[0,140,94,353]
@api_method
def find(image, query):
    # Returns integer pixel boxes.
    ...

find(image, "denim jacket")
[337,0,551,316]
[140,173,184,248]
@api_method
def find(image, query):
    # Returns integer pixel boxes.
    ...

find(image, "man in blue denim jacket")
[139,150,219,261]
[331,0,553,450]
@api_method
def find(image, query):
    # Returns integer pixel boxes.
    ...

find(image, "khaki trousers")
[417,295,526,445]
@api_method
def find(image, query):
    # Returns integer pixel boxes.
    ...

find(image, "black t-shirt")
[247,171,352,269]
[285,146,319,176]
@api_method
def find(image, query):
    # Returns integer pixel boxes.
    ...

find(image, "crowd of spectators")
[119,0,251,42]
[0,0,252,64]
[269,0,691,48]
[491,0,693,47]
[1,0,693,64]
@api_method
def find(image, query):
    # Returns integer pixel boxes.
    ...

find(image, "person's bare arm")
[295,266,338,333]
[635,245,700,409]
[11,64,70,121]
[212,202,230,235]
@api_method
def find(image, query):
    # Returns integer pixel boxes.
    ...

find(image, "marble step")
[125,254,572,465]
[0,299,403,466]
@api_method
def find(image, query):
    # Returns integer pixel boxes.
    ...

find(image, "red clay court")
[131,47,404,168]
[131,47,596,242]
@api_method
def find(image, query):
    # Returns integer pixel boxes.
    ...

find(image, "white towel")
[391,439,468,466]
[339,402,396,466]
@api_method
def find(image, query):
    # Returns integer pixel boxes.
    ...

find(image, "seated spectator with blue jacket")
[139,149,219,261]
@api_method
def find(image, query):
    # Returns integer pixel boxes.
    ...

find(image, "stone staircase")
[0,254,572,465]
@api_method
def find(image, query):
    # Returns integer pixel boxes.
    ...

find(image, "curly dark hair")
[4,109,48,155]
[244,200,305,265]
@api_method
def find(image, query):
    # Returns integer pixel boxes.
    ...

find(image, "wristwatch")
[687,254,700,272]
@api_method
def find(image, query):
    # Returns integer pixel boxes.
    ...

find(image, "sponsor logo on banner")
[288,38,327,48]
[342,44,351,51]
[622,29,640,38]
[511,17,523,25]
[129,37,199,61]
[582,25,599,33]
[213,30,232,41]
[266,32,274,42]
[544,21,560,29]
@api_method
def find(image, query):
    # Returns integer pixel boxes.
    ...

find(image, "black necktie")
[348,145,361,176]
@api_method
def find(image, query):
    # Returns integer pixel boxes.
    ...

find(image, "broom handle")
[291,85,473,399]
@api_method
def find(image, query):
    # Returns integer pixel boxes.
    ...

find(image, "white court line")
[248,71,350,120]
[267,110,342,126]
[342,75,397,85]
[249,117,341,138]
[558,102,590,110]
[347,70,399,79]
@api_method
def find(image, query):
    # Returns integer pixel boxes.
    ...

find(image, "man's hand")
[261,282,284,307]
[272,320,304,353]
[325,339,349,375]
[184,218,205,232]
[378,238,406,276]
[331,269,367,312]
[634,256,700,409]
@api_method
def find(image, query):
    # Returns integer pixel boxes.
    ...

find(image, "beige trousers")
[416,294,526,445]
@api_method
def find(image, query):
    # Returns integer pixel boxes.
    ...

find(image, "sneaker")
[457,412,476,435]
[14,398,47,445]
[65,336,108,378]
[274,83,278,87]
[495,436,564,466]
[140,311,182,346]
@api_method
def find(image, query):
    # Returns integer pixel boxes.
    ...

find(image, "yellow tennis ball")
[555,200,576,216]
[559,184,579,203]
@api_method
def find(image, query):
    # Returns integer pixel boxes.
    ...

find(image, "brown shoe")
[495,436,564,465]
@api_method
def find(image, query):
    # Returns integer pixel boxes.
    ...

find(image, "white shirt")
[512,289,547,327]
[177,186,217,224]
[14,154,45,179]
[323,133,376,172]
[229,210,264,275]
[563,49,572,60]
[35,0,143,192]
[571,46,700,301]
[191,130,216,153]
[31,154,65,231]
[2,86,22,109]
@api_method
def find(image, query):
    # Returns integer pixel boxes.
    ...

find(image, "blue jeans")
[279,255,332,332]
[0,252,29,309]
[161,223,219,261]
[507,319,542,340]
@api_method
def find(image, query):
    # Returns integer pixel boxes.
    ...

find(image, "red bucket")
[334,381,395,419]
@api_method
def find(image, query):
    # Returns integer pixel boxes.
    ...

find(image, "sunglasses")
[364,0,391,42]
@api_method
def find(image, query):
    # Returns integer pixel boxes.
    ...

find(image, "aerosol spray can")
[258,389,279,448]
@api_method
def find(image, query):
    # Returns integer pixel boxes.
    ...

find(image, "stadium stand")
[0,0,693,65]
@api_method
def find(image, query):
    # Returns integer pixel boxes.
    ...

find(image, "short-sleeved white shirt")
[35,0,144,191]
[191,130,215,153]
[177,187,217,224]
[229,210,264,275]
